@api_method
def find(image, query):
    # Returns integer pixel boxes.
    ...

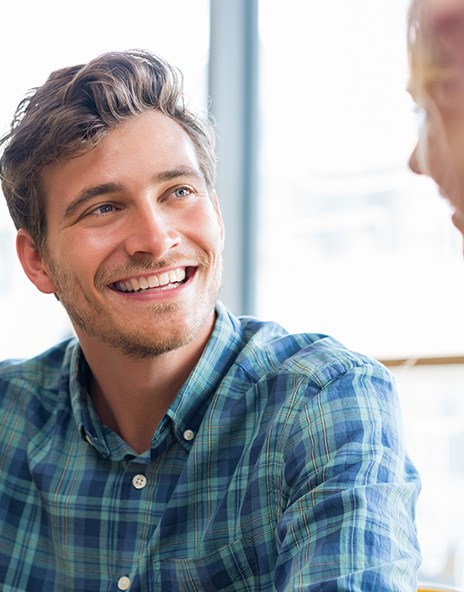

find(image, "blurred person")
[407,1,464,586]
[0,49,421,590]
[408,0,464,238]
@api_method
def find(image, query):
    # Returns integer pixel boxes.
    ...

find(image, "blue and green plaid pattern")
[0,302,421,591]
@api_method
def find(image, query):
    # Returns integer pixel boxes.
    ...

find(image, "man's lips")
[111,267,192,293]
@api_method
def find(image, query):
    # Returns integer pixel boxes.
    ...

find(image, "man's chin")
[93,321,197,359]
[113,338,190,360]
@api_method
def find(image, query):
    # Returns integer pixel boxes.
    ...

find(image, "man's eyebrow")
[63,182,122,221]
[154,166,205,184]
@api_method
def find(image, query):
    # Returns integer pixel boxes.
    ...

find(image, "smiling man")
[0,50,421,591]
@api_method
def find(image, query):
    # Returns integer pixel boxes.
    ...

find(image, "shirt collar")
[68,344,114,458]
[67,302,245,458]
[165,302,245,450]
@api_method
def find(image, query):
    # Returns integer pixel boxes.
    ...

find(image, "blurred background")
[1,0,463,585]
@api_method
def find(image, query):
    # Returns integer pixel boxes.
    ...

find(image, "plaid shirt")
[0,302,420,591]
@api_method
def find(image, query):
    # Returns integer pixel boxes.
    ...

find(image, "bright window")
[257,0,464,361]
[257,0,464,586]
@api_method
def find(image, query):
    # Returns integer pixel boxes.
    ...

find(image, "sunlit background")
[1,0,463,585]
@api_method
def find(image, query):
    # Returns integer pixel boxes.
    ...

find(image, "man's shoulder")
[220,314,397,438]
[235,314,389,389]
[0,338,78,399]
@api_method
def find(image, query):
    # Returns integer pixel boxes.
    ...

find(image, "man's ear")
[16,229,57,294]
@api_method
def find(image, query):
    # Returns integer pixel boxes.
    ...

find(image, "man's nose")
[408,144,424,175]
[124,205,180,259]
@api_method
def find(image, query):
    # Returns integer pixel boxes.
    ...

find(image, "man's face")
[408,0,464,238]
[28,110,224,358]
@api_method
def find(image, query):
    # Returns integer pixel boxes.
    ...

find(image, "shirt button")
[132,474,147,489]
[183,429,195,441]
[118,575,131,590]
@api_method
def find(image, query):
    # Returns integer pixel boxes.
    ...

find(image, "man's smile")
[111,266,192,293]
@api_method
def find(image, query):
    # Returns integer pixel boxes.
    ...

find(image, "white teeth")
[114,268,187,293]
[130,278,140,291]
[158,272,169,286]
[147,275,160,288]
[170,269,184,283]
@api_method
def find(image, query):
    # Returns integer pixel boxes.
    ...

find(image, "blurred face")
[408,0,464,238]
[21,111,224,359]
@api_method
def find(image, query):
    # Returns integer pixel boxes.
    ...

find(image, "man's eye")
[173,187,193,198]
[92,203,115,216]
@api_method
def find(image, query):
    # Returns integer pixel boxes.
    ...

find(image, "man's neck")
[77,329,213,454]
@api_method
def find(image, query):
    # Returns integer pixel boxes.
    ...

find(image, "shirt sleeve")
[273,360,421,591]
